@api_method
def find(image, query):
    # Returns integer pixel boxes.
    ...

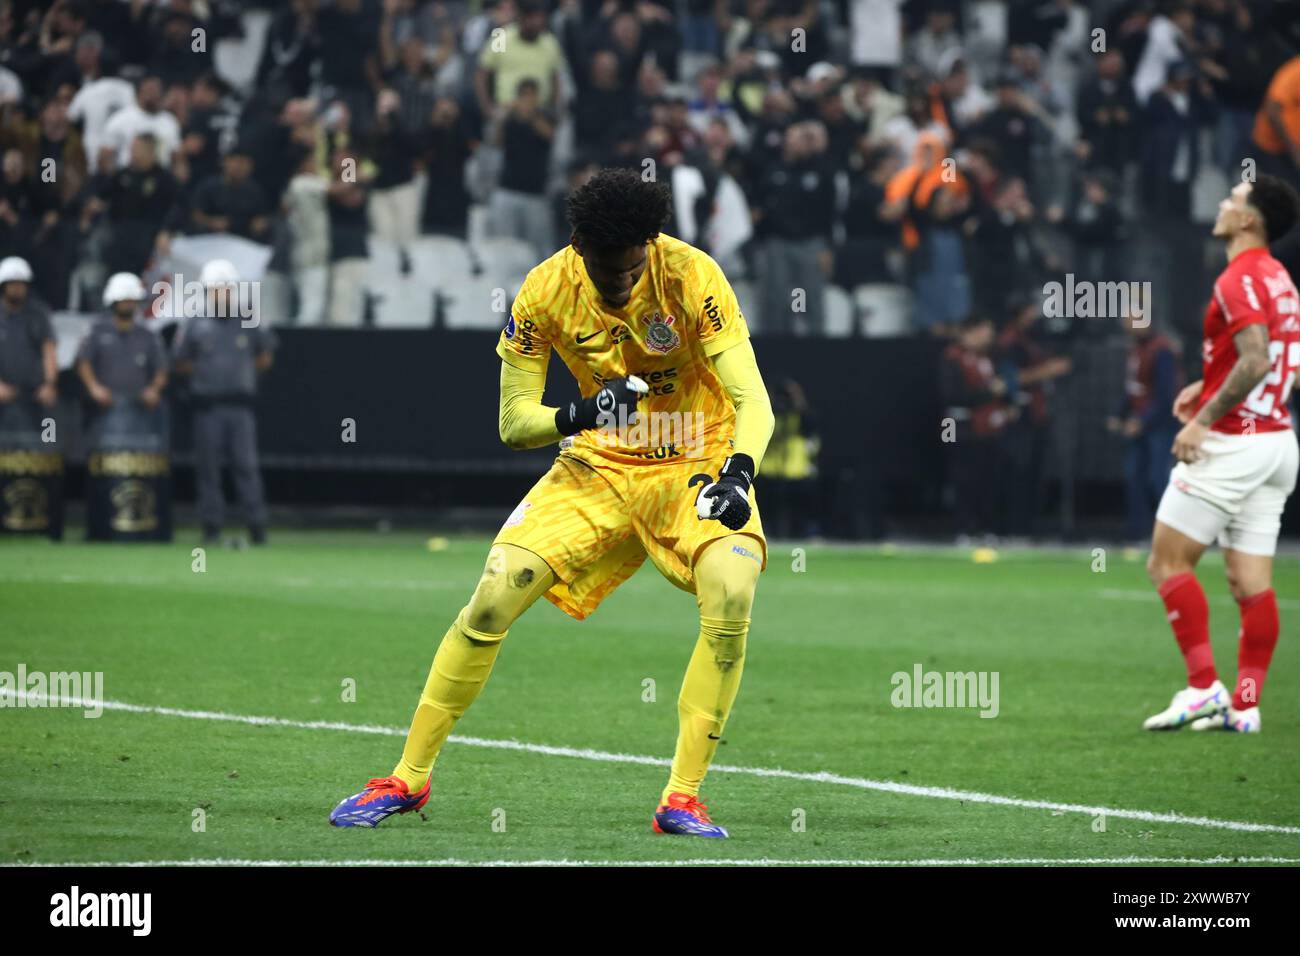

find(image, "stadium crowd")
[2,0,1300,542]
[0,0,1297,328]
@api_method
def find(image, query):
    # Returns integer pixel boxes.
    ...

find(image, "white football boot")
[1190,705,1261,733]
[1142,680,1230,730]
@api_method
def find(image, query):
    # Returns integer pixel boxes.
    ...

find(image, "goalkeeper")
[330,169,774,838]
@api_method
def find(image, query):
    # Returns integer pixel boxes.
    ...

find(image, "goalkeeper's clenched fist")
[695,453,755,530]
[555,375,650,436]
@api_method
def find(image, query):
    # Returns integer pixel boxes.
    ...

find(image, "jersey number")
[1243,341,1300,416]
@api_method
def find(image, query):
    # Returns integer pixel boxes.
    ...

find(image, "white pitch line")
[6,856,1300,868]
[5,689,1300,836]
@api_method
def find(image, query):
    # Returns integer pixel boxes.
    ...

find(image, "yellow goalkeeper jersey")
[495,233,751,464]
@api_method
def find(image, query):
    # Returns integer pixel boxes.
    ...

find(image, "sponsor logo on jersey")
[507,315,540,354]
[641,311,681,354]
[703,295,724,332]
[577,323,630,346]
[594,366,677,395]
[632,443,684,461]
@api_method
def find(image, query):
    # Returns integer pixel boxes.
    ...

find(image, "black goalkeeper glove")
[555,375,649,436]
[694,453,755,531]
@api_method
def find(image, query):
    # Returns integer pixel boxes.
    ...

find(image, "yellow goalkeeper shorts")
[493,440,767,620]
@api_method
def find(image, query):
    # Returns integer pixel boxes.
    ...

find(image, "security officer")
[0,256,58,436]
[172,259,276,545]
[76,272,168,444]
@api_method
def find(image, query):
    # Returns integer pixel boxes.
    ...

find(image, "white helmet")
[200,258,239,287]
[103,271,147,307]
[0,256,33,285]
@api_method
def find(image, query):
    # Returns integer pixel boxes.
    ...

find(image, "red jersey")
[1197,246,1300,434]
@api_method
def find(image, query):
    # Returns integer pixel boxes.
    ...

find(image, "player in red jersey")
[1144,175,1300,733]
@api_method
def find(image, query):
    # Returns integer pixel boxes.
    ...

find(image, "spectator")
[475,0,566,122]
[383,36,442,137]
[239,97,316,217]
[416,95,474,239]
[1204,0,1272,180]
[936,53,994,133]
[752,120,836,335]
[879,87,948,170]
[101,74,181,168]
[1074,49,1139,175]
[941,313,1015,540]
[1140,60,1205,219]
[849,0,905,86]
[814,85,866,171]
[487,77,555,260]
[189,145,272,243]
[574,49,634,166]
[885,130,970,335]
[1108,313,1182,543]
[972,72,1043,190]
[1132,1,1197,105]
[285,152,330,327]
[86,133,179,276]
[255,0,322,102]
[996,295,1072,537]
[148,10,213,88]
[0,148,42,268]
[317,0,383,134]
[836,139,899,287]
[67,47,139,168]
[325,146,372,327]
[8,99,84,307]
[906,7,962,79]
[1046,169,1125,283]
[846,70,904,144]
[1251,53,1300,192]
[687,63,747,148]
[368,88,423,265]
[181,73,238,189]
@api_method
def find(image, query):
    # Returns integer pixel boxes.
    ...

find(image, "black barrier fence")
[33,328,1300,540]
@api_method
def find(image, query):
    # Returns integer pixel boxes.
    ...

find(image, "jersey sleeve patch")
[694,254,749,356]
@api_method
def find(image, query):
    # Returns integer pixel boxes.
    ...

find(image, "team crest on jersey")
[641,311,680,354]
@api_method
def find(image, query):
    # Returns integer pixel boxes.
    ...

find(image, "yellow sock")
[392,607,507,792]
[662,615,748,804]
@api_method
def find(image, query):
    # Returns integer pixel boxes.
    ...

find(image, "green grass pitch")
[1,531,1298,866]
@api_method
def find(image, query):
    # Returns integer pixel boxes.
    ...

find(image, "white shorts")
[1155,428,1299,556]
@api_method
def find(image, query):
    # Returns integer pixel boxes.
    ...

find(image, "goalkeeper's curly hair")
[566,167,671,252]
